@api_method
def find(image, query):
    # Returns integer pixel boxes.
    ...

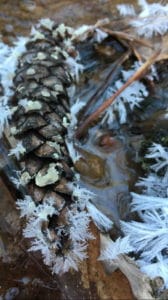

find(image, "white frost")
[99,234,134,261]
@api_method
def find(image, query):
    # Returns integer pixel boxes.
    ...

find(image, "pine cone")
[9,20,93,274]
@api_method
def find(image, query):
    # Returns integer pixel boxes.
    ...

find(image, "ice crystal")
[68,209,94,242]
[94,28,108,43]
[16,195,36,218]
[133,0,168,38]
[18,189,94,274]
[8,141,26,160]
[118,140,168,286]
[131,192,168,212]
[145,143,168,172]
[117,1,168,38]
[39,18,54,31]
[0,38,27,136]
[69,99,85,128]
[0,102,11,137]
[130,17,168,38]
[136,173,168,198]
[121,211,168,253]
[86,202,113,232]
[65,139,81,163]
[10,176,21,189]
[69,183,96,209]
[117,4,136,16]
[66,56,84,82]
[99,234,134,261]
[101,63,148,125]
[52,242,88,274]
[68,183,113,231]
[138,257,168,288]
[18,196,57,221]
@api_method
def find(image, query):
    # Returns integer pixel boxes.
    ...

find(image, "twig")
[103,28,153,48]
[75,51,160,139]
[79,50,131,123]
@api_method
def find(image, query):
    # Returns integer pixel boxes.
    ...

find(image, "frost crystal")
[101,63,148,125]
[99,234,134,261]
[94,28,108,43]
[145,143,168,172]
[66,56,84,82]
[16,195,36,218]
[0,103,11,136]
[138,257,168,288]
[130,18,168,38]
[0,38,27,136]
[52,242,88,274]
[69,183,95,209]
[8,141,26,160]
[136,173,168,198]
[18,187,94,274]
[86,202,113,232]
[68,209,94,242]
[131,192,168,212]
[117,4,136,16]
[127,0,168,38]
[120,142,168,287]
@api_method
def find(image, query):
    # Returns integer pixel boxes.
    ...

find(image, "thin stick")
[75,51,160,139]
[103,28,153,48]
[79,50,131,123]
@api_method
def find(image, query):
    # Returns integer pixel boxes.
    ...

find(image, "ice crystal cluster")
[16,182,114,274]
[16,194,93,274]
[117,0,168,38]
[100,143,168,288]
[101,62,148,125]
[0,38,27,136]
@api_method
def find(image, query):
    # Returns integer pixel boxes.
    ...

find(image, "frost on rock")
[101,63,148,125]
